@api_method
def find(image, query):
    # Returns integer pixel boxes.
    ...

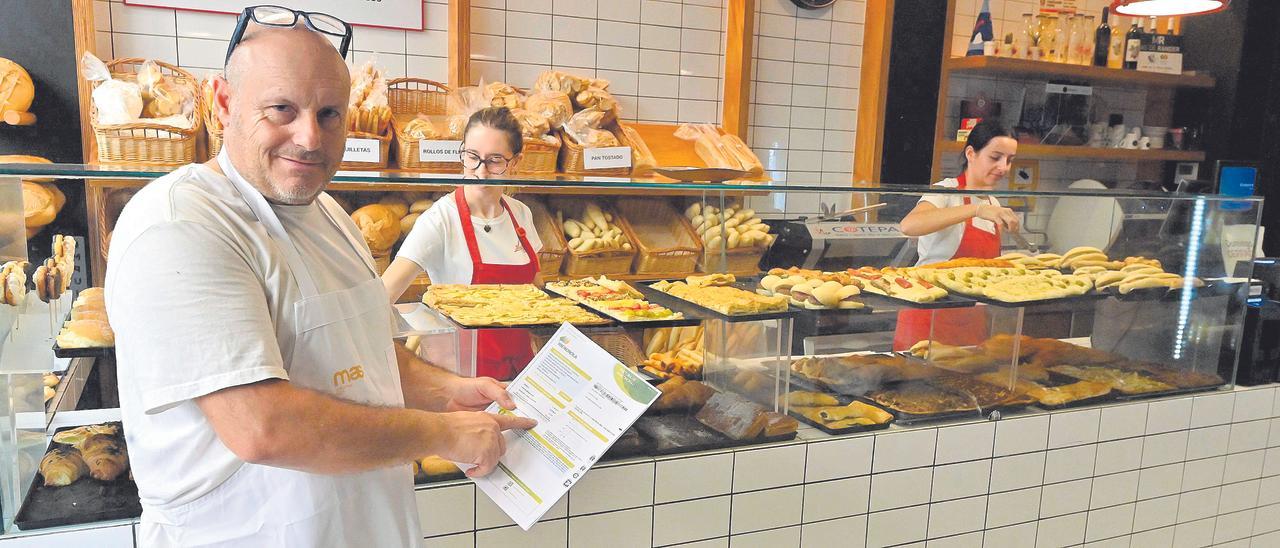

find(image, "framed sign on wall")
[123,0,425,31]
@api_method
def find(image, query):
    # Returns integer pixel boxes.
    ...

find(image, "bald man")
[105,20,534,547]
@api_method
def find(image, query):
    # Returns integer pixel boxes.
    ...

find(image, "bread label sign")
[584,147,632,170]
[343,138,380,163]
[419,140,463,162]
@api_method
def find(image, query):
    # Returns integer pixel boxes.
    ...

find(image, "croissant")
[52,423,121,448]
[40,446,88,486]
[80,434,129,481]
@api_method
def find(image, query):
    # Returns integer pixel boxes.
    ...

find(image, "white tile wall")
[97,0,451,82]
[747,0,866,216]
[935,422,995,465]
[405,390,1280,548]
[467,0,727,127]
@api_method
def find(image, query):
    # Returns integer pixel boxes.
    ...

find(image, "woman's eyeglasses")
[224,5,353,66]
[460,151,512,175]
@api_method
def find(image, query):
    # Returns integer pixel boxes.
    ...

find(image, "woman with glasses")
[383,107,543,380]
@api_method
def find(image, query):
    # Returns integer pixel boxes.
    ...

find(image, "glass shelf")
[0,162,1263,202]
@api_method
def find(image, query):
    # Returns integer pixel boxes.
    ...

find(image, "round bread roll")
[43,183,66,212]
[350,204,402,254]
[23,182,56,228]
[773,275,805,297]
[75,287,105,307]
[0,58,35,115]
[836,285,864,309]
[56,320,115,348]
[71,309,109,323]
[811,281,844,309]
[789,280,818,307]
[399,212,421,236]
[409,198,434,214]
[758,274,784,295]
[378,195,410,218]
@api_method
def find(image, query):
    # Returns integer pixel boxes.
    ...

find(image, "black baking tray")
[1111,382,1226,401]
[1104,279,1236,302]
[632,414,797,456]
[786,388,895,435]
[541,285,703,328]
[14,424,140,531]
[859,292,977,310]
[52,343,113,359]
[964,291,1108,309]
[637,283,795,323]
[1015,371,1120,411]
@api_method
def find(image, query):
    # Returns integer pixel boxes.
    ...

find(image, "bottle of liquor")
[1124,18,1142,69]
[1094,7,1112,66]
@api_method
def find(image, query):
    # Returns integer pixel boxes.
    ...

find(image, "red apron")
[893,173,1001,350]
[455,191,541,380]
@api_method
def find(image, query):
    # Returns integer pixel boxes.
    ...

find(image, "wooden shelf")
[944,56,1216,89]
[936,140,1206,162]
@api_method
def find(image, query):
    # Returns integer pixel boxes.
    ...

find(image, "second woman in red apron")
[384,107,543,379]
[894,120,1021,350]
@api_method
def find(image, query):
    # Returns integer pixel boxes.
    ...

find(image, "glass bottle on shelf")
[1094,7,1112,67]
[1016,13,1033,59]
[1066,15,1082,64]
[1108,21,1125,68]
[1029,13,1044,61]
[1124,17,1142,69]
[1081,16,1096,65]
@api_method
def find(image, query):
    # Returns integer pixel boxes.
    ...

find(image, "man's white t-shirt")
[396,192,543,284]
[105,164,392,512]
[914,178,1001,266]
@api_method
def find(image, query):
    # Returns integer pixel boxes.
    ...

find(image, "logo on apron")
[333,365,366,389]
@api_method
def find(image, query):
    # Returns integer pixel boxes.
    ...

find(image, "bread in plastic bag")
[82,53,143,125]
[402,115,443,140]
[484,82,523,110]
[532,70,586,96]
[510,108,550,138]
[574,86,616,112]
[523,91,573,127]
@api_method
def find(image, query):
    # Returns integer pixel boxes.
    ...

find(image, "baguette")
[718,134,763,176]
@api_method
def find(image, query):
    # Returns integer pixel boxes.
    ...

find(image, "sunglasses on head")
[224,5,353,66]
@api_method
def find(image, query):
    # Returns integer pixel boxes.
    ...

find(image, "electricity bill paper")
[466,323,660,530]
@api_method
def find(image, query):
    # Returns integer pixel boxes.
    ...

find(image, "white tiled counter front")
[414,385,1280,548]
[5,386,1280,548]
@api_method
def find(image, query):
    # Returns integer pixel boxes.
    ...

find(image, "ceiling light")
[1110,0,1229,17]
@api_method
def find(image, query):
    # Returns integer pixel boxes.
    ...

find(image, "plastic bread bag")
[574,86,617,113]
[673,123,742,170]
[81,52,143,125]
[523,91,573,127]
[619,125,655,176]
[348,60,388,111]
[532,70,586,96]
[509,108,550,138]
[446,82,488,117]
[719,133,763,177]
[484,81,523,110]
[401,114,444,140]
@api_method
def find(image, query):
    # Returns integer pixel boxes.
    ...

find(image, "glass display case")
[0,163,1262,521]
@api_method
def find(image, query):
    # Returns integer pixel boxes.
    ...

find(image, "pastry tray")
[14,424,141,531]
[424,304,615,330]
[637,283,795,323]
[52,310,115,358]
[785,388,895,435]
[543,286,705,328]
[858,292,977,310]
[1104,279,1239,302]
[52,343,113,359]
[632,414,797,456]
[1008,371,1120,411]
[1111,382,1226,401]
[963,291,1109,309]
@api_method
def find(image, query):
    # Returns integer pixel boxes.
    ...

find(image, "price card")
[583,147,632,170]
[343,138,381,163]
[419,140,463,163]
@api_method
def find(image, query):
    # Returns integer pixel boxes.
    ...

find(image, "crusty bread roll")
[409,198,434,214]
[23,182,56,228]
[57,320,115,348]
[350,204,402,254]
[399,212,421,236]
[0,58,35,115]
[71,309,109,323]
[378,195,410,218]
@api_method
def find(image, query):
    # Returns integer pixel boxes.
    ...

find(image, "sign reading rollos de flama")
[123,0,425,31]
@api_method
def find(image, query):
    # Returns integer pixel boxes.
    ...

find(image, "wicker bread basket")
[614,198,701,276]
[90,58,202,166]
